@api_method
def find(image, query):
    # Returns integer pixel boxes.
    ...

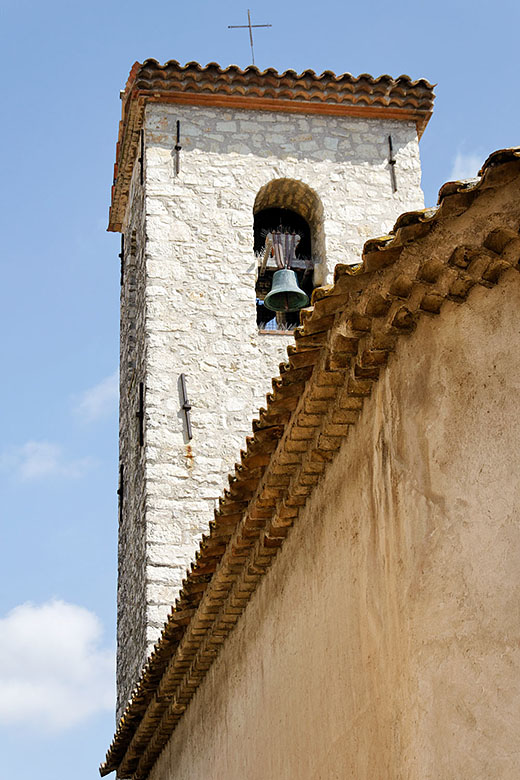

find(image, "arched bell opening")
[253,179,325,332]
[253,208,312,257]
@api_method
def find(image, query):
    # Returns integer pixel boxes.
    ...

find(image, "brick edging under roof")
[100,147,520,779]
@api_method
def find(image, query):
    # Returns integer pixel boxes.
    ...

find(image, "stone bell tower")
[110,59,434,717]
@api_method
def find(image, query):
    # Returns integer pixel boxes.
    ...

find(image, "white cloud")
[0,600,114,732]
[0,441,94,481]
[449,151,483,181]
[75,371,119,422]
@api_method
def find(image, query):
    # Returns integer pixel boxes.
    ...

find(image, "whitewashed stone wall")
[117,102,425,715]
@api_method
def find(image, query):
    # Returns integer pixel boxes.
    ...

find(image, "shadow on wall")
[145,107,412,167]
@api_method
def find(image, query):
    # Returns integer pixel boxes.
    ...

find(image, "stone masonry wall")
[116,102,425,715]
[117,158,148,719]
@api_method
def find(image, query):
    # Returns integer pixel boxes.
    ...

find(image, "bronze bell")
[264,269,309,312]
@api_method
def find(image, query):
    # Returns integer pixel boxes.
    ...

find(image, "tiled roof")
[100,146,520,779]
[130,60,434,113]
[108,60,435,231]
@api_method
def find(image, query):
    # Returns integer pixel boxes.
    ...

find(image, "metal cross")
[228,9,272,66]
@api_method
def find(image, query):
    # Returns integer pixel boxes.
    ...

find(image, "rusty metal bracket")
[388,135,397,192]
[139,129,144,185]
[136,382,144,446]
[119,233,125,285]
[117,463,124,524]
[174,120,182,176]
[180,373,193,440]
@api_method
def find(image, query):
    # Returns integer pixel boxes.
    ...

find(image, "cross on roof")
[228,9,272,66]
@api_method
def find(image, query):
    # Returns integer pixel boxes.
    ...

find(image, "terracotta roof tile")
[100,147,520,779]
[132,60,434,113]
[108,59,435,232]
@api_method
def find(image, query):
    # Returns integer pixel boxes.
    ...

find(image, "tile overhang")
[108,59,435,232]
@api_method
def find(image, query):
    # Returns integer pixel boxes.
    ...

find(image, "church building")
[101,58,520,779]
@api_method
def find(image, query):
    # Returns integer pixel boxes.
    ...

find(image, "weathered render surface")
[146,270,520,780]
[116,97,425,712]
[102,149,520,779]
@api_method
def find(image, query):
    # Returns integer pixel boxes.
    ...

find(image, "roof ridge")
[136,58,435,88]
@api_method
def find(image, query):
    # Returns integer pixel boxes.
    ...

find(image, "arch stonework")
[254,178,326,283]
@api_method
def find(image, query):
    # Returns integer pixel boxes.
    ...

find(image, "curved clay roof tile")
[108,59,435,233]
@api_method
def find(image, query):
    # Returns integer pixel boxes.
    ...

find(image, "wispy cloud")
[449,151,483,181]
[0,441,94,481]
[74,371,119,423]
[0,600,114,732]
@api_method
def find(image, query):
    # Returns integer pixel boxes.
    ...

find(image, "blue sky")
[1,0,518,777]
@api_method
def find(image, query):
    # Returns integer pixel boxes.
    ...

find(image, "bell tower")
[111,59,434,717]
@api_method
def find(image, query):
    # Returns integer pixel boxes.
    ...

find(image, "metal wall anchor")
[180,373,193,440]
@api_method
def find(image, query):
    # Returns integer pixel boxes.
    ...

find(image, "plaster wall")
[148,271,520,779]
[117,103,424,713]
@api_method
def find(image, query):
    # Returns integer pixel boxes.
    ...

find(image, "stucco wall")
[116,102,425,712]
[148,270,520,779]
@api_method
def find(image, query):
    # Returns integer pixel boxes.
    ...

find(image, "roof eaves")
[108,60,435,232]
